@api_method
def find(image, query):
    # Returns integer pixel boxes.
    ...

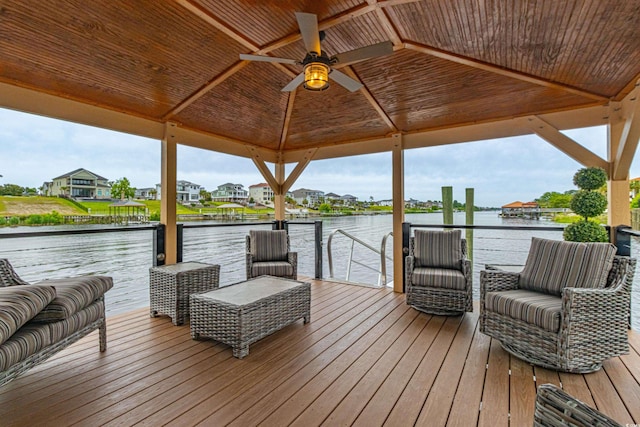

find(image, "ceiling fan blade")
[239,54,298,65]
[282,72,305,92]
[333,41,394,66]
[330,69,363,92]
[295,12,321,55]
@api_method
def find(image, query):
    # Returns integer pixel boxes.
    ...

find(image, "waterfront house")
[291,188,325,207]
[248,183,274,205]
[340,194,358,206]
[134,187,157,200]
[501,201,541,219]
[50,168,111,199]
[211,183,249,204]
[155,180,202,203]
[2,2,640,424]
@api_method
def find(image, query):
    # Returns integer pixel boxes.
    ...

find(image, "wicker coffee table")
[150,262,220,326]
[189,275,311,358]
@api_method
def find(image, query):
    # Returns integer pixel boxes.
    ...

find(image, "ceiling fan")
[239,12,393,92]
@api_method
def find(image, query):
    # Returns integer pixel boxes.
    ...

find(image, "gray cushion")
[414,229,462,269]
[0,323,52,371]
[251,261,294,278]
[250,230,288,262]
[520,238,616,296]
[411,267,467,290]
[485,289,563,332]
[0,285,56,345]
[32,276,113,322]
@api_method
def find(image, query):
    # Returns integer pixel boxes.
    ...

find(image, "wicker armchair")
[405,229,472,315]
[534,384,622,426]
[246,230,297,280]
[480,237,636,373]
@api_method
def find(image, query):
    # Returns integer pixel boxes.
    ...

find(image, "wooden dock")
[0,279,638,426]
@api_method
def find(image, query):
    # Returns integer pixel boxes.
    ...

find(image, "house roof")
[1,1,639,166]
[502,201,523,208]
[249,183,271,188]
[52,168,107,181]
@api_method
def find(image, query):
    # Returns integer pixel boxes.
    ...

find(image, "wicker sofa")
[0,259,112,386]
[534,383,621,426]
[405,229,473,315]
[480,237,636,373]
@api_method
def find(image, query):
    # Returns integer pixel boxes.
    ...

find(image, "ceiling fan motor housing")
[302,52,332,91]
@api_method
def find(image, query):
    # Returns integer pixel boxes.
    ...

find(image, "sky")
[1,107,637,208]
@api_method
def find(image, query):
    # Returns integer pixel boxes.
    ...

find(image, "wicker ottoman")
[190,275,311,358]
[150,262,220,326]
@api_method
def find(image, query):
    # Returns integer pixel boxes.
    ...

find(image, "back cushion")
[250,230,288,262]
[0,284,56,345]
[414,229,462,269]
[519,238,616,296]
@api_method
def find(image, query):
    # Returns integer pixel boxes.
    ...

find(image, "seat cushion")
[250,230,288,262]
[31,276,113,322]
[519,238,615,296]
[251,261,294,278]
[0,285,56,346]
[0,323,52,371]
[485,289,563,332]
[48,299,104,342]
[414,229,462,269]
[411,267,467,290]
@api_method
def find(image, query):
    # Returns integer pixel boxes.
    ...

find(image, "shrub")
[8,217,20,226]
[564,166,609,242]
[25,214,44,225]
[150,211,160,221]
[0,217,6,226]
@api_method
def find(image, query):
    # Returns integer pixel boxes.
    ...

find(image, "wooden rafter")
[341,67,397,131]
[526,116,608,170]
[367,0,403,46]
[613,84,640,179]
[279,91,296,151]
[246,145,280,193]
[404,42,609,102]
[283,149,318,194]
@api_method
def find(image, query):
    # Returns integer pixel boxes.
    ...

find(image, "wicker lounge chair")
[534,383,622,426]
[480,237,636,373]
[246,230,297,280]
[405,229,472,315]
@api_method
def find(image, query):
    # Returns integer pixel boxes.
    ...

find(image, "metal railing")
[327,229,393,287]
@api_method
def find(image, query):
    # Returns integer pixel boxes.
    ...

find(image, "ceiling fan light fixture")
[303,62,329,91]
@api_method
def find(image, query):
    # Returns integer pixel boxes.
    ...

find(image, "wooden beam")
[404,42,609,102]
[246,146,280,193]
[342,67,397,131]
[282,149,317,194]
[391,133,404,293]
[367,1,403,46]
[161,122,178,265]
[613,86,640,180]
[176,0,259,51]
[163,61,249,119]
[279,91,296,151]
[526,116,609,170]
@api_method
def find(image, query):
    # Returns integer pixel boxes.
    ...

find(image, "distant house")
[501,201,540,218]
[211,183,248,204]
[340,194,357,205]
[291,188,324,207]
[154,180,202,202]
[135,187,157,200]
[248,183,274,205]
[49,168,111,199]
[324,192,340,201]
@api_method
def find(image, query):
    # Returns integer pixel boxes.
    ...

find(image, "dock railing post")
[402,222,411,292]
[177,223,183,263]
[314,220,323,279]
[153,224,166,266]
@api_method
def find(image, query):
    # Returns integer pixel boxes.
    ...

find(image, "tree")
[535,191,573,208]
[199,188,211,202]
[110,177,135,200]
[0,183,24,196]
[563,167,608,242]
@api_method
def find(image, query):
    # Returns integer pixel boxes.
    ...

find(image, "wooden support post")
[160,122,178,265]
[391,134,404,293]
[465,188,474,261]
[442,186,453,225]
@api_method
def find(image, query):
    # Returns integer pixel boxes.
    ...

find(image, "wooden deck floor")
[0,279,639,426]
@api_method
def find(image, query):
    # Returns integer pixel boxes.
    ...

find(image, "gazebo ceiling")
[1,0,640,161]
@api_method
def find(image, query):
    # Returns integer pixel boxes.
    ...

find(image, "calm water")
[1,212,638,330]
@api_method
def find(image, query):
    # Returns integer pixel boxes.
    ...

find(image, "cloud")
[1,108,636,207]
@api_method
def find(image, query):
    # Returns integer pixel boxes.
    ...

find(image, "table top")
[485,264,523,273]
[196,276,309,306]
[150,262,216,273]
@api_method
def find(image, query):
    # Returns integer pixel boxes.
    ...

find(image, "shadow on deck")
[0,279,638,426]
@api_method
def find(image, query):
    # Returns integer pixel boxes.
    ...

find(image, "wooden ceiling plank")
[163,61,248,119]
[377,0,424,7]
[342,67,397,131]
[176,0,259,51]
[613,86,640,180]
[365,1,403,46]
[404,42,609,102]
[526,115,608,170]
[247,146,280,192]
[282,149,318,194]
